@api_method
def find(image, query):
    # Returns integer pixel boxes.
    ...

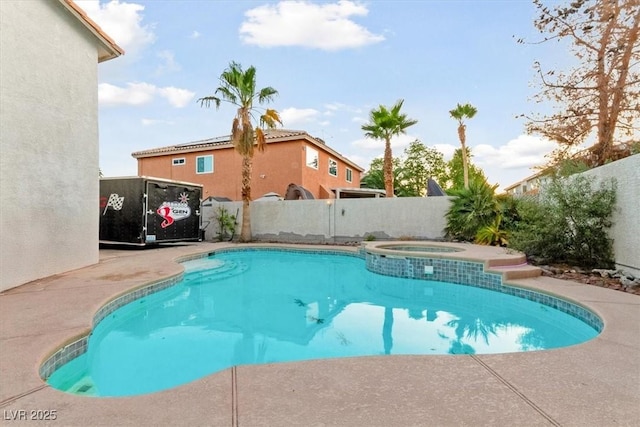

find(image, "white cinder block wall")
[581,154,640,276]
[203,197,452,243]
[0,1,101,291]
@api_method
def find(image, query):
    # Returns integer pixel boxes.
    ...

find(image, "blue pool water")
[47,250,599,397]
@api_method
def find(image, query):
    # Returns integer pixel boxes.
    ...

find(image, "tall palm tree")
[362,100,417,197]
[199,61,281,242]
[449,103,477,189]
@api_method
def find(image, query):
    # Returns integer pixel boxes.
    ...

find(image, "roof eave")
[132,130,365,172]
[303,134,365,172]
[59,0,124,63]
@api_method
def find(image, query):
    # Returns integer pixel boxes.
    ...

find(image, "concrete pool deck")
[1,242,638,426]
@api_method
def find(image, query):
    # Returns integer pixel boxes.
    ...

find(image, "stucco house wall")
[0,0,121,292]
[134,130,363,200]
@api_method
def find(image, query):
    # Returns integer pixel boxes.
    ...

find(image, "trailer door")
[145,181,201,243]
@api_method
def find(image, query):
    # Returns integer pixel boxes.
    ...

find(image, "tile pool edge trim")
[39,244,603,382]
[38,273,186,381]
[364,250,603,333]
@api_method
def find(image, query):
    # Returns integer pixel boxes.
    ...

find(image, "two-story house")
[132,129,365,200]
[503,169,552,196]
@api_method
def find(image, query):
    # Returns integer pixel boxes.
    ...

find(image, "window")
[196,155,213,174]
[172,158,185,166]
[306,147,318,169]
[346,168,353,183]
[328,159,337,177]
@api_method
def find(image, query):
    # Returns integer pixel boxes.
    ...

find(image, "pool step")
[488,264,541,281]
[68,376,98,396]
[183,260,248,284]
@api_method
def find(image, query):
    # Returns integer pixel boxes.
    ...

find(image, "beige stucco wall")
[203,197,452,243]
[0,1,101,291]
[581,154,640,276]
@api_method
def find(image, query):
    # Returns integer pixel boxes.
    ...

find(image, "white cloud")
[324,102,360,112]
[433,143,458,161]
[343,152,373,170]
[99,82,156,106]
[240,1,384,50]
[472,135,556,170]
[75,0,155,56]
[280,107,321,126]
[99,82,195,108]
[157,87,195,108]
[190,30,201,39]
[155,50,181,74]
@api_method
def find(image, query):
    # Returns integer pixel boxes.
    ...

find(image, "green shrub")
[445,178,500,242]
[475,215,509,246]
[510,175,617,268]
[215,206,237,241]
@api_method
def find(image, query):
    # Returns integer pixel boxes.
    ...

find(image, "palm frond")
[257,86,279,103]
[255,128,266,152]
[260,109,282,129]
[230,117,241,146]
[241,66,257,103]
[214,86,238,105]
[450,103,478,122]
[198,96,221,109]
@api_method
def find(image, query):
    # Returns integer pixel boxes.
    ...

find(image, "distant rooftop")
[132,129,364,171]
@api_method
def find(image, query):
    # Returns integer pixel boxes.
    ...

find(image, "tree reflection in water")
[446,315,503,355]
[382,307,394,354]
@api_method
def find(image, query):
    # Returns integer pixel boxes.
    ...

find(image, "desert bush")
[510,175,617,268]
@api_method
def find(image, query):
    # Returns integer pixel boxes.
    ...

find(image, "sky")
[80,0,572,191]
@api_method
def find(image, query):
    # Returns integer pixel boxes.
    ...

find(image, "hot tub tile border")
[365,251,603,332]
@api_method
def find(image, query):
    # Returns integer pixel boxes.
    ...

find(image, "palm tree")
[449,103,477,189]
[362,100,417,197]
[199,61,281,242]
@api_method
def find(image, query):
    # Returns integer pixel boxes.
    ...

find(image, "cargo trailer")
[100,177,202,245]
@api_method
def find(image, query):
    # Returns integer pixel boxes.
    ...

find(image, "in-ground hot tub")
[376,243,463,253]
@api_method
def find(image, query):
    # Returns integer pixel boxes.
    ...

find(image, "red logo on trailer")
[156,193,191,228]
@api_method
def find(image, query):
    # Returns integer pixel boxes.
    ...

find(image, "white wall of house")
[0,1,104,291]
[581,154,640,276]
[203,197,452,243]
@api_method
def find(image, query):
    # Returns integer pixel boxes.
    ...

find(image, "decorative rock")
[592,268,616,278]
[620,276,635,288]
[540,267,556,276]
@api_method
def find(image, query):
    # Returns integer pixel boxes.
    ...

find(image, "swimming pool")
[45,249,600,397]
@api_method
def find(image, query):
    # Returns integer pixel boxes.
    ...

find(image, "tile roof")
[60,0,124,62]
[131,129,364,171]
[132,129,308,156]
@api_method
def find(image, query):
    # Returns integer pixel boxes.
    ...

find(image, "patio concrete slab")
[1,242,638,426]
[1,367,232,426]
[235,356,553,426]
